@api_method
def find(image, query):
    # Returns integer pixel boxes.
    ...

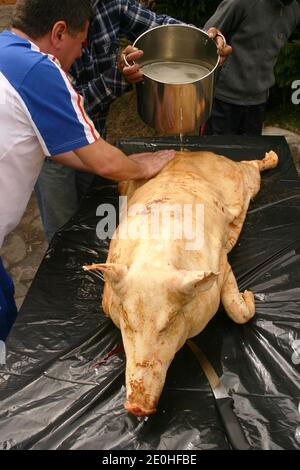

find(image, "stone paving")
[0,196,47,309]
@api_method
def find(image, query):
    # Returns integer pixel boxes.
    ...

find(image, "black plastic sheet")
[0,136,300,450]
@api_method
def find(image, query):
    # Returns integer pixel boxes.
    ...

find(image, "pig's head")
[97,263,218,416]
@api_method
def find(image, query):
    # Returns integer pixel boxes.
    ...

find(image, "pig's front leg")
[225,209,247,252]
[221,263,255,324]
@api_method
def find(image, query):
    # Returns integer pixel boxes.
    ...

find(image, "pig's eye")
[121,308,138,332]
[158,311,178,334]
[120,307,131,327]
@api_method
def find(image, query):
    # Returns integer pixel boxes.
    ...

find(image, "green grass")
[265,104,300,133]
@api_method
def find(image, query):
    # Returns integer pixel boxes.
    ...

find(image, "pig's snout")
[124,358,165,417]
[124,401,156,417]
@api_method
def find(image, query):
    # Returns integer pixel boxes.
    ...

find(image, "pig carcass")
[84,150,278,416]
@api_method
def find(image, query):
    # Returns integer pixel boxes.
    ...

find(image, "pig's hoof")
[124,401,156,417]
[241,290,255,321]
[264,151,279,169]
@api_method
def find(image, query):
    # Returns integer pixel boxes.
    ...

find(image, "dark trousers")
[205,98,266,135]
[0,257,18,342]
[35,161,94,243]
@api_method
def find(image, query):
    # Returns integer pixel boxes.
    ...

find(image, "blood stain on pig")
[128,379,154,411]
[144,197,170,212]
[109,252,120,263]
[92,343,124,369]
[136,360,150,368]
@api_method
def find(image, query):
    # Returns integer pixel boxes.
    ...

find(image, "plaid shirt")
[70,0,181,137]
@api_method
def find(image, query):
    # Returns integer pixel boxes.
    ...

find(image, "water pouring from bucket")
[126,25,220,138]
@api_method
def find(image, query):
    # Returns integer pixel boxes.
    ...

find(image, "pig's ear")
[83,263,128,283]
[174,270,219,296]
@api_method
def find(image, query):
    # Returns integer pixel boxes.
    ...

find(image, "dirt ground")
[106,90,155,143]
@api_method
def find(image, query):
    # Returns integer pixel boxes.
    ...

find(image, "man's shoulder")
[0,32,58,90]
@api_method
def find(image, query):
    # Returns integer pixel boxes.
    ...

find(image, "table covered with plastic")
[0,136,300,450]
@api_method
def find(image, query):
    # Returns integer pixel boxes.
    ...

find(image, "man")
[35,0,232,242]
[204,0,300,135]
[0,0,174,342]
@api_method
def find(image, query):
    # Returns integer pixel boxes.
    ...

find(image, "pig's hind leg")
[242,150,278,172]
[221,152,277,320]
[226,151,279,252]
[221,263,255,324]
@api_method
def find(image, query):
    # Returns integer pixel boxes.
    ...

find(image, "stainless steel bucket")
[132,24,219,135]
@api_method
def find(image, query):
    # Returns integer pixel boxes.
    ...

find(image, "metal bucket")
[132,24,219,135]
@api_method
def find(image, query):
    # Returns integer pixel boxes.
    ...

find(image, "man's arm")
[70,0,181,117]
[54,137,175,181]
[121,26,232,84]
[71,0,230,115]
[119,0,181,41]
[23,57,174,180]
[52,151,87,171]
[71,69,131,119]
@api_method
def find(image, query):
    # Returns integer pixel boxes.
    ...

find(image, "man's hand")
[119,45,144,83]
[119,27,232,84]
[128,150,175,179]
[206,27,232,66]
[73,139,175,182]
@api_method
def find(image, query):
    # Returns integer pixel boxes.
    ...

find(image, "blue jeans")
[0,257,18,342]
[35,159,94,242]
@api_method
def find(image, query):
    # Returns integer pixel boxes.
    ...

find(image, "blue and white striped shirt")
[0,31,99,248]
